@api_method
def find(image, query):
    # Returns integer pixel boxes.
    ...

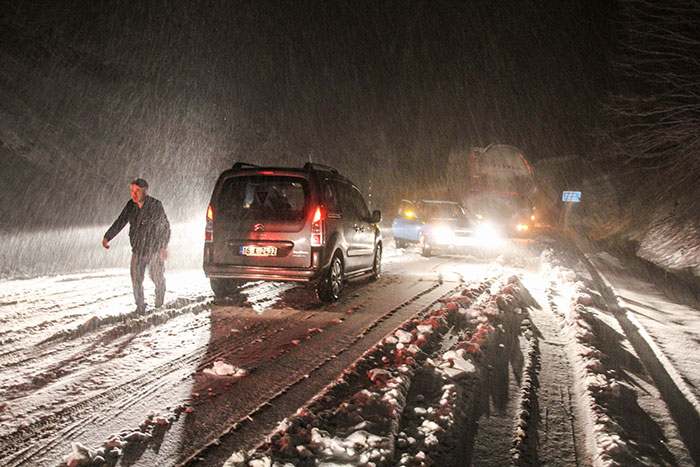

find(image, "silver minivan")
[203,163,382,302]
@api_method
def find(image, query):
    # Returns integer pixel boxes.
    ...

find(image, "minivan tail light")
[311,206,325,247]
[205,205,213,242]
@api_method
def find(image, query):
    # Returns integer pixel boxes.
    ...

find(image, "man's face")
[131,184,147,204]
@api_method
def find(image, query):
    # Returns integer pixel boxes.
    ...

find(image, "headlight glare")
[431,225,455,244]
[475,222,502,247]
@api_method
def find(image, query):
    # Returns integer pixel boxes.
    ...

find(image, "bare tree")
[605,0,700,189]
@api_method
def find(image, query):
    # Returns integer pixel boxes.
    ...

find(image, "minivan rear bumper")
[204,264,322,282]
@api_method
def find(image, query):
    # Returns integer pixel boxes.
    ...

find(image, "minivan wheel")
[419,233,431,257]
[371,244,382,280]
[210,278,238,298]
[317,254,344,302]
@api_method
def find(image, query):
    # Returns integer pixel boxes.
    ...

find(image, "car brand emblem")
[254,223,265,232]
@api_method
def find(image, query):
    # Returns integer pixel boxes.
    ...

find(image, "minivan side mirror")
[369,210,381,223]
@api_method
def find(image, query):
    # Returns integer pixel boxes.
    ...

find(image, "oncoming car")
[391,200,501,257]
[203,162,382,302]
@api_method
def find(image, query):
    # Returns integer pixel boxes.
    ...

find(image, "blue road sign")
[562,191,581,202]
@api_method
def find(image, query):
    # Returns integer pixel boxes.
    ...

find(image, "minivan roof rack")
[232,162,260,169]
[303,162,337,173]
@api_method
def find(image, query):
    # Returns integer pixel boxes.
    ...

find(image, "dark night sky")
[0,0,617,227]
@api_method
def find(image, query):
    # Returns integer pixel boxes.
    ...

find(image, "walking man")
[102,178,170,312]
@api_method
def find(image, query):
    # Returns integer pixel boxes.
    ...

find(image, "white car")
[391,200,501,256]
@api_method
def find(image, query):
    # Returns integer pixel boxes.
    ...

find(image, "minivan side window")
[323,180,339,215]
[350,187,370,220]
[333,182,353,219]
[338,182,369,221]
[331,181,349,217]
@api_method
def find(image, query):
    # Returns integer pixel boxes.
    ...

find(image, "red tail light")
[205,205,213,242]
[311,206,325,247]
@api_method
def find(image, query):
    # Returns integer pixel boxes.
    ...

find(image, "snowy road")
[1,236,699,466]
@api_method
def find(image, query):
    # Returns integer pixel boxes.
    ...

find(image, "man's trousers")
[131,252,165,309]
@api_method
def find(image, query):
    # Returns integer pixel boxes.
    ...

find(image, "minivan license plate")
[240,246,277,257]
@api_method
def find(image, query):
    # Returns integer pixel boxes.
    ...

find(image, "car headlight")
[475,222,502,247]
[431,225,455,244]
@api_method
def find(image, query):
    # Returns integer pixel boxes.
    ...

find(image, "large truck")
[447,144,537,237]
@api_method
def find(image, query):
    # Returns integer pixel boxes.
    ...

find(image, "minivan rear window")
[216,175,309,221]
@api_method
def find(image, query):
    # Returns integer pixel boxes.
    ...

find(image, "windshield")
[420,203,465,220]
[216,175,309,221]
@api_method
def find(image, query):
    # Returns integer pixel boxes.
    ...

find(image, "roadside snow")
[588,251,700,414]
[541,246,694,465]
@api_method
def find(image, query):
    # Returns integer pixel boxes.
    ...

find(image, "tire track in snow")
[177,279,455,466]
[0,296,212,398]
[216,272,545,467]
[0,287,135,363]
[520,278,583,466]
[0,280,447,466]
[0,303,306,466]
[0,280,299,400]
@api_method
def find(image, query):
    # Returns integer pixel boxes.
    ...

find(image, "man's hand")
[102,238,110,249]
[159,248,168,261]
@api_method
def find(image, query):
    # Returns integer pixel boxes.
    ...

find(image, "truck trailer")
[447,144,537,237]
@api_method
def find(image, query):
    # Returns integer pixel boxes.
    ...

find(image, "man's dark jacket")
[104,196,170,255]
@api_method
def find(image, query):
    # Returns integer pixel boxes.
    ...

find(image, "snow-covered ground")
[1,232,699,466]
[220,237,699,466]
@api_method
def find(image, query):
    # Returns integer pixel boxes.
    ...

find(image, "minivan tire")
[317,253,344,302]
[210,278,239,298]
